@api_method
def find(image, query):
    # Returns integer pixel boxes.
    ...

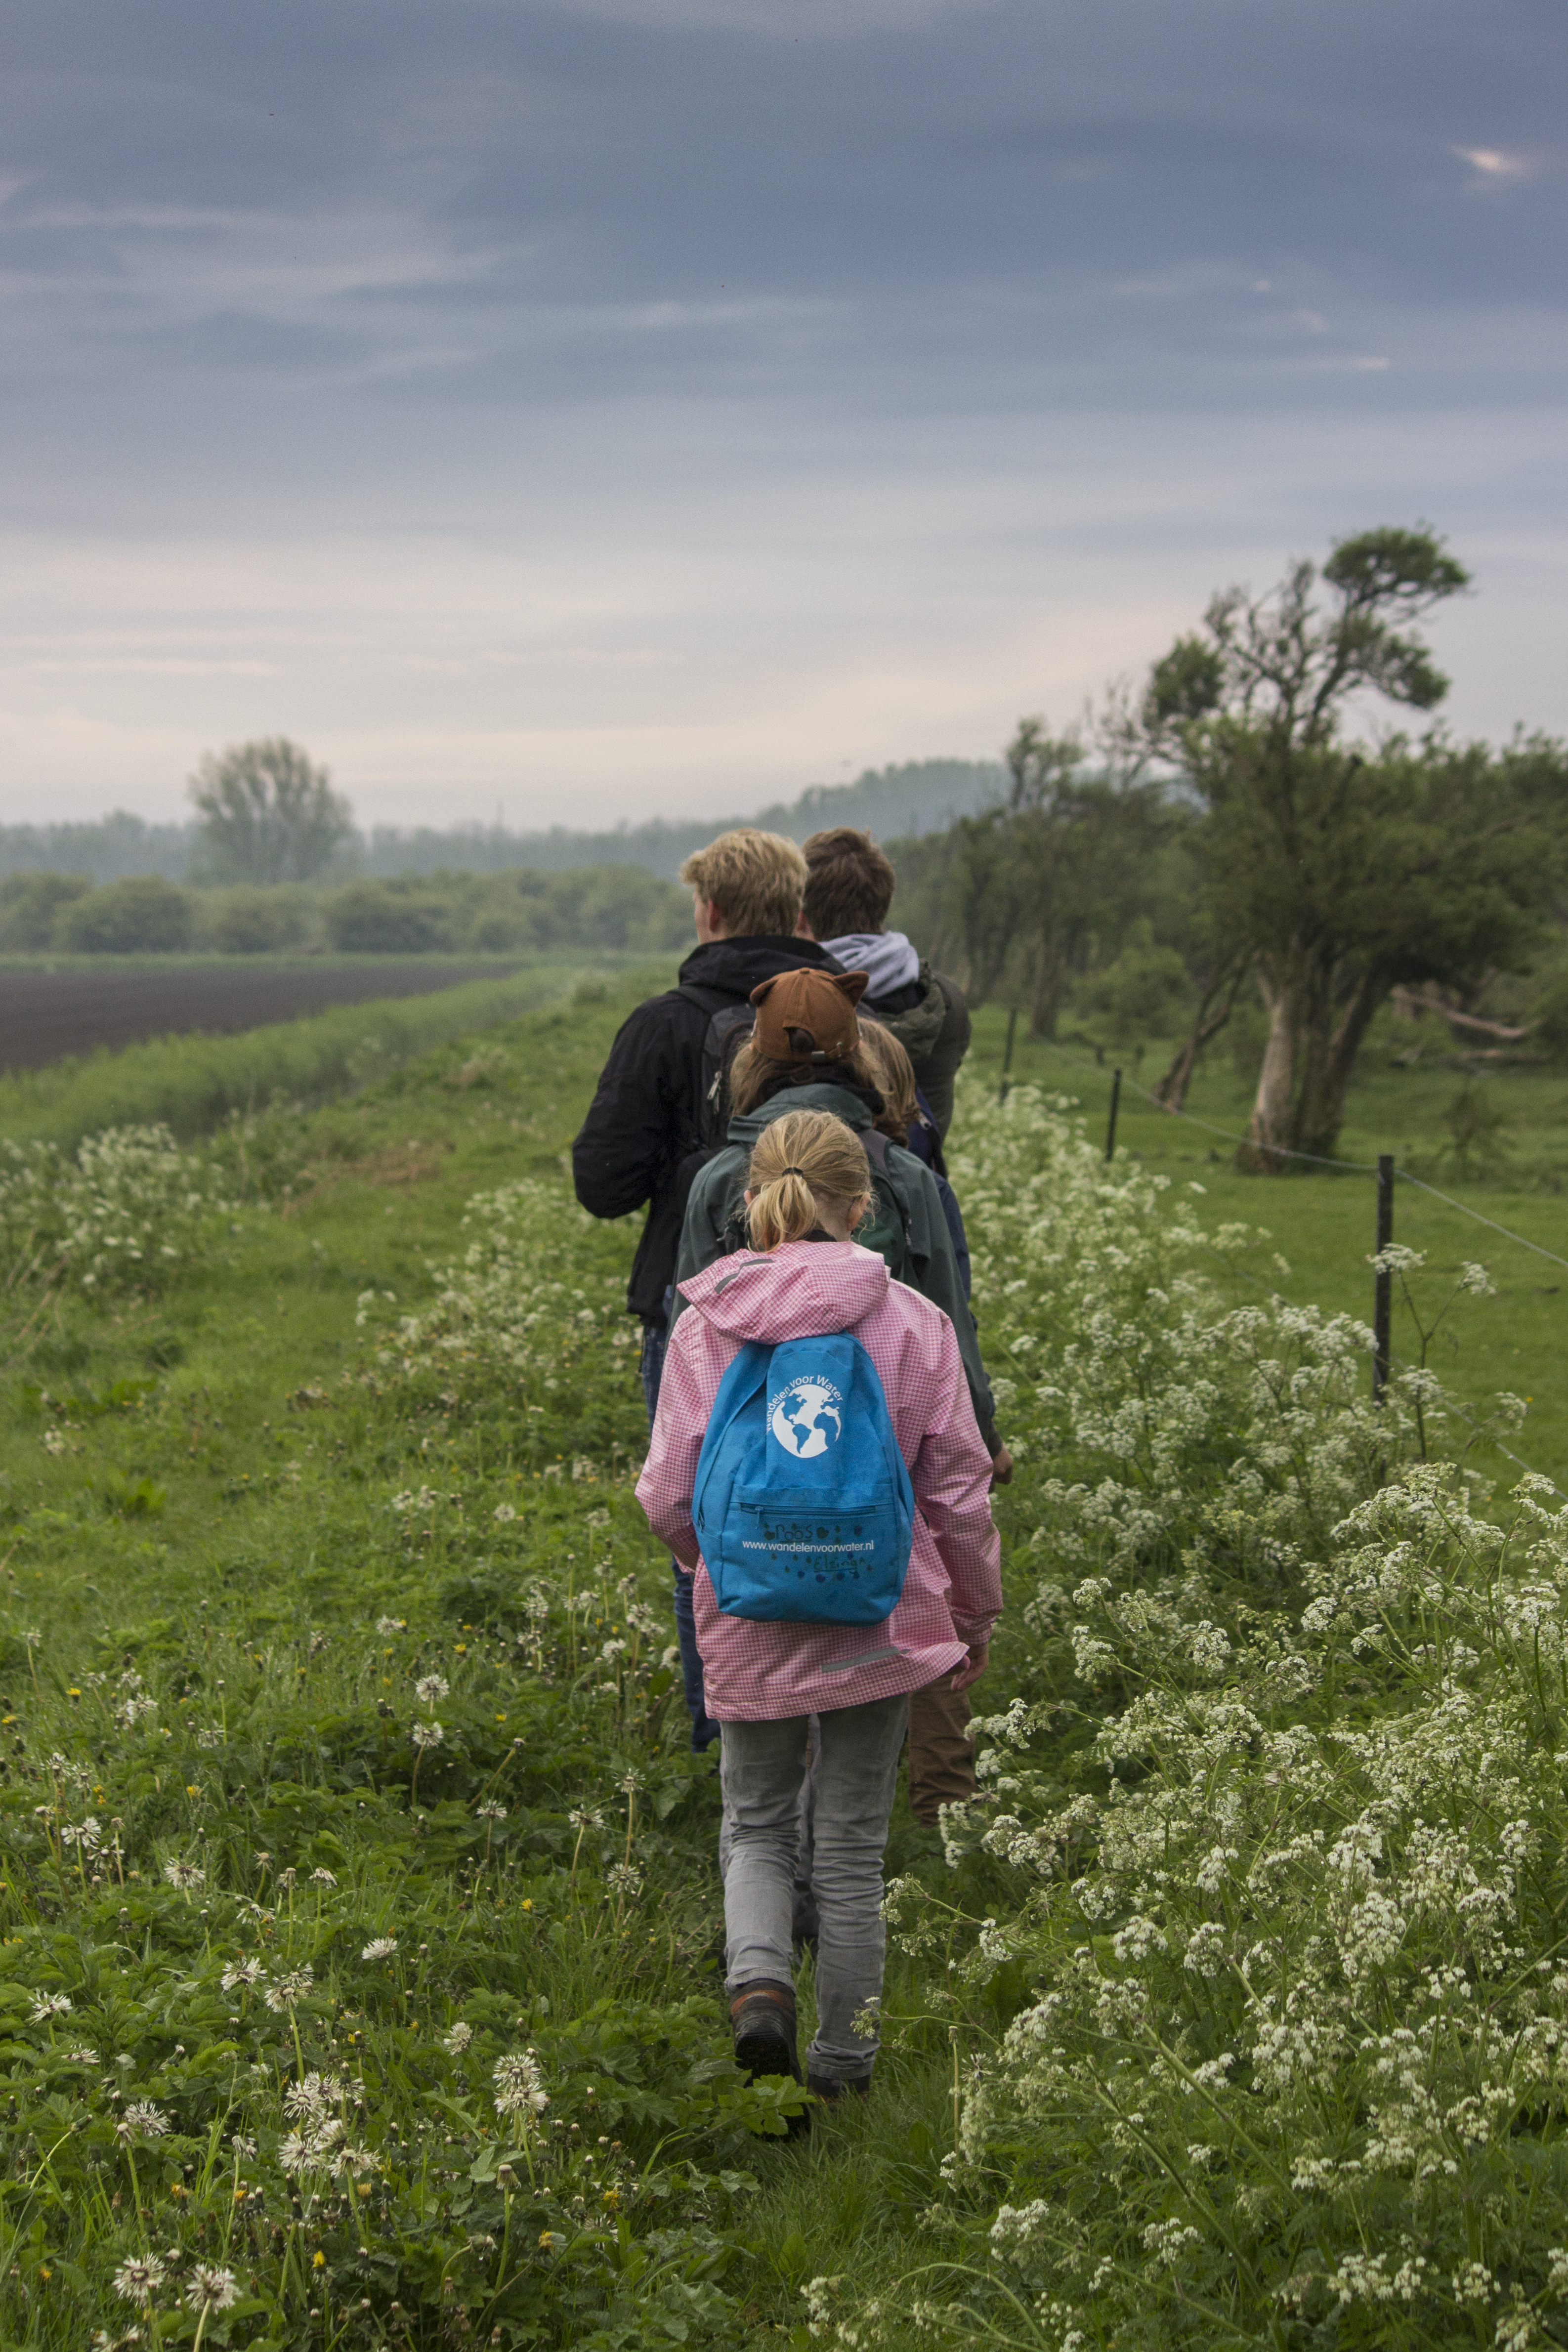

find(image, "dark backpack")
[679,984,915,1280]
[679,985,758,1152]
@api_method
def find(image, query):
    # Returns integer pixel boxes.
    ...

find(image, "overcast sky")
[1,0,1563,830]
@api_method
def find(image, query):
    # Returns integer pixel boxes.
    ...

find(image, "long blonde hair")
[727,1035,885,1119]
[853,1020,916,1147]
[745,1109,869,1252]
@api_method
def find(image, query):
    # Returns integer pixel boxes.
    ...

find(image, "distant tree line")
[0,865,693,959]
[10,527,1566,1168]
[890,528,1568,1166]
[0,756,1003,888]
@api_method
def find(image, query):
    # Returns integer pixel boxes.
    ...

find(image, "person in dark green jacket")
[801,826,972,1137]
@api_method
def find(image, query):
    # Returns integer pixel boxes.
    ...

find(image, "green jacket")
[876,964,971,1138]
[671,1081,997,1448]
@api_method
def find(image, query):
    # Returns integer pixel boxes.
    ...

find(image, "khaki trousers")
[906,1673,975,1824]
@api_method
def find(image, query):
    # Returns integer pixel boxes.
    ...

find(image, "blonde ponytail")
[745,1109,869,1252]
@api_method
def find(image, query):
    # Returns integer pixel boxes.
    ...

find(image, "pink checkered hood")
[636,1239,1002,1722]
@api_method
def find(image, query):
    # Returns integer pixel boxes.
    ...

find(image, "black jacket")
[572,935,844,1321]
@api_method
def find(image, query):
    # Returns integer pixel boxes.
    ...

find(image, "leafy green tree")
[322,881,457,954]
[1131,528,1566,1165]
[200,887,310,954]
[949,719,1173,1036]
[1073,917,1191,1055]
[188,738,353,885]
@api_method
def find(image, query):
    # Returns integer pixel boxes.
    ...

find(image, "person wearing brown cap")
[748,966,866,1062]
[671,963,1011,1834]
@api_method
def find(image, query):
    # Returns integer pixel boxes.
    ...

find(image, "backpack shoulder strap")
[701,1006,756,1145]
[860,1130,907,1223]
[674,985,756,1151]
[854,1128,913,1277]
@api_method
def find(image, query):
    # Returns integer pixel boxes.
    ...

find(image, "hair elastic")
[777,1166,808,1178]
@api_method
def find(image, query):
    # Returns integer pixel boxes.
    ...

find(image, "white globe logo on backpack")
[768,1377,844,1459]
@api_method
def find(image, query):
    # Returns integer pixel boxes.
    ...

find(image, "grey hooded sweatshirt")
[819,931,972,1138]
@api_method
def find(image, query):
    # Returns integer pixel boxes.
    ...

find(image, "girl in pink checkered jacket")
[636,1105,1001,2117]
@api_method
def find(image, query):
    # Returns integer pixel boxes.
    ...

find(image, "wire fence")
[1008,1032,1566,1491]
[1022,1036,1568,1274]
[1193,1229,1567,1503]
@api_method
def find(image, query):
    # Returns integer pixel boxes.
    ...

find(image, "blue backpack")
[692,1332,916,1627]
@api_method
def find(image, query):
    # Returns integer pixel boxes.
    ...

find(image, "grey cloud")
[0,0,1562,821]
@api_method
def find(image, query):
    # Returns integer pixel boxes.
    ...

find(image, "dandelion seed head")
[186,2266,239,2313]
[493,2049,550,2118]
[114,2254,167,2305]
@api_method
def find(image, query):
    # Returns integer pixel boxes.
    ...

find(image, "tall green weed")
[810,1085,1565,2351]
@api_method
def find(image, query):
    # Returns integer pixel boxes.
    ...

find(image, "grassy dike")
[0,976,1006,2350]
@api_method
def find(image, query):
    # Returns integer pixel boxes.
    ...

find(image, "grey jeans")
[720,1692,909,2085]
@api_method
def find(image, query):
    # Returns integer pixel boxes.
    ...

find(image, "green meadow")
[968,1010,1568,1491]
[0,969,1565,2347]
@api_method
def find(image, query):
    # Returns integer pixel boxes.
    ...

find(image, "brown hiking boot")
[729,1980,801,2084]
[730,1980,810,2137]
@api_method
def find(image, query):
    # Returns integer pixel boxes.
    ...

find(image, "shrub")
[322,884,456,955]
[1071,918,1191,1053]
[56,875,195,953]
[197,885,311,954]
[0,1123,231,1297]
[322,881,457,953]
[0,870,92,950]
[322,867,693,957]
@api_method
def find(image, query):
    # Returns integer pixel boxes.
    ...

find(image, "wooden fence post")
[1105,1068,1122,1163]
[998,1007,1018,1103]
[1372,1153,1394,1401]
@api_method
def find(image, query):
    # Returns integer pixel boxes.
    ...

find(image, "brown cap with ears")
[749,967,868,1062]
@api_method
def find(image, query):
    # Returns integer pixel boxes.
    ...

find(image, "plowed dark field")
[0,961,513,1072]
